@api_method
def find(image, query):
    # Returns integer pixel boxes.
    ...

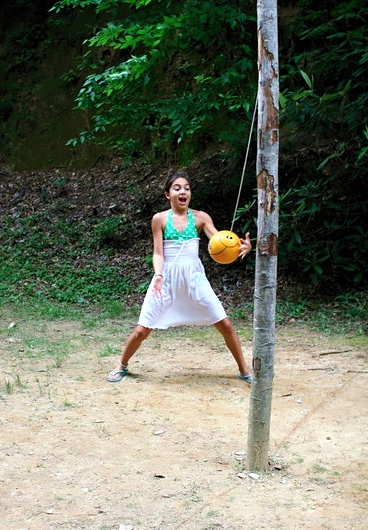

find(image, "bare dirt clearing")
[1,314,367,530]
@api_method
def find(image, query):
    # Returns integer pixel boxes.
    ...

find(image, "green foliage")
[94,215,125,247]
[279,180,367,285]
[281,1,368,167]
[52,0,257,160]
[0,214,140,305]
[275,0,368,286]
[239,177,367,286]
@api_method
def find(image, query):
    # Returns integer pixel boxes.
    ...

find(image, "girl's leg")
[214,318,252,376]
[120,324,152,366]
[107,325,152,380]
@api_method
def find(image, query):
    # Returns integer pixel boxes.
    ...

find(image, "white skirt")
[138,239,227,329]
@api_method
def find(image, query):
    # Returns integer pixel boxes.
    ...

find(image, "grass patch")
[231,291,368,338]
[279,291,368,336]
[0,213,147,305]
[98,344,120,358]
[3,374,25,395]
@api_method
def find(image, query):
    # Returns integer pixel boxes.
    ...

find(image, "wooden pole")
[247,0,279,472]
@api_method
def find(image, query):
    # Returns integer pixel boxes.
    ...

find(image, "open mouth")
[179,197,187,204]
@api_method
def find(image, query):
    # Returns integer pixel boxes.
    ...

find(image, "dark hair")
[164,171,191,193]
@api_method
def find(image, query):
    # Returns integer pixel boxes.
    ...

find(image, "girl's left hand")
[239,232,252,259]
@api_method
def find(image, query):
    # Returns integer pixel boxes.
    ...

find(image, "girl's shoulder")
[152,209,170,228]
[192,209,212,222]
[153,209,170,218]
[192,209,214,233]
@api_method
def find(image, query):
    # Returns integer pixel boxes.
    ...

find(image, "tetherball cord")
[230,96,258,233]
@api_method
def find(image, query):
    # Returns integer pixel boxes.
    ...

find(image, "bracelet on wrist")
[154,273,163,278]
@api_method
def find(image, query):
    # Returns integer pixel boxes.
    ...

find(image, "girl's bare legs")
[108,319,251,380]
[214,318,252,376]
[107,325,152,381]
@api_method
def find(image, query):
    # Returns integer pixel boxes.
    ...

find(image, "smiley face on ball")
[208,230,241,264]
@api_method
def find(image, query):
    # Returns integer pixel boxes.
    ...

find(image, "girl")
[107,171,253,383]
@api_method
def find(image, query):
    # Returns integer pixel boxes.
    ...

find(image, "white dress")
[138,238,227,329]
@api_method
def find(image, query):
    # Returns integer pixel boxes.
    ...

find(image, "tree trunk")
[247,0,279,472]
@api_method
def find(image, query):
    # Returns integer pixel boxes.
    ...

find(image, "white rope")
[230,96,258,232]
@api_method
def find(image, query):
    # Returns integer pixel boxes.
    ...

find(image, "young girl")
[107,171,253,383]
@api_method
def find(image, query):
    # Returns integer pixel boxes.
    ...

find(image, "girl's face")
[165,177,191,209]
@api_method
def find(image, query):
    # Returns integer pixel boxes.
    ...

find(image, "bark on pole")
[247,0,279,472]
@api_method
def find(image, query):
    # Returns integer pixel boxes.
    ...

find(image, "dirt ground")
[0,313,367,530]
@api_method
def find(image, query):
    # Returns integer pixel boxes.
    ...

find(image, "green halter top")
[164,209,198,241]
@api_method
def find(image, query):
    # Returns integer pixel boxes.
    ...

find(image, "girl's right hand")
[152,275,163,298]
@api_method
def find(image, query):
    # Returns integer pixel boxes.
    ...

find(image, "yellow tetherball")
[208,230,241,264]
